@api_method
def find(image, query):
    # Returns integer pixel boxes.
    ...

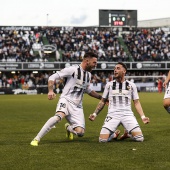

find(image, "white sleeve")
[102,82,109,99]
[131,83,139,100]
[85,72,92,94]
[85,85,93,94]
[48,66,75,81]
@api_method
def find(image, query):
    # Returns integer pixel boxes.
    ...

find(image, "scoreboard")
[111,13,126,26]
[99,10,137,27]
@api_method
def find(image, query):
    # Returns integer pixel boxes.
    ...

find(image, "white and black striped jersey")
[49,65,92,107]
[102,79,139,114]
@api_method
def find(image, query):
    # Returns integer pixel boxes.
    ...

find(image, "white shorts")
[164,81,170,99]
[101,114,141,134]
[56,98,85,129]
[164,87,170,99]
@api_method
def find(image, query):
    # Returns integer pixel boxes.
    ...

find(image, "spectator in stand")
[157,78,163,93]
[122,28,170,62]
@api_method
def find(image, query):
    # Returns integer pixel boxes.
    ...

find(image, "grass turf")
[0,93,170,170]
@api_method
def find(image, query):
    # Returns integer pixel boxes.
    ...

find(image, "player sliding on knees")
[89,62,150,143]
[30,52,103,146]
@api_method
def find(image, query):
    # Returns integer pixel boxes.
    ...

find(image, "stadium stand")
[122,28,170,61]
[0,25,169,93]
[0,26,169,62]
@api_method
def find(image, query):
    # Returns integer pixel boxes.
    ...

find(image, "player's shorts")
[56,97,85,129]
[101,113,141,134]
[164,87,170,99]
[164,81,170,99]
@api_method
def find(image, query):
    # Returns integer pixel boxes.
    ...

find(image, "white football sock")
[35,116,59,141]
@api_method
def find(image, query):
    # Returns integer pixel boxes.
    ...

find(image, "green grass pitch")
[0,93,170,170]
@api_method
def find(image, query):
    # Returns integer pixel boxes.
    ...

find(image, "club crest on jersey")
[59,103,66,110]
[127,86,131,90]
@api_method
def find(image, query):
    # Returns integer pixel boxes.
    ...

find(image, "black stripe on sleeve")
[119,82,122,104]
[87,72,90,83]
[119,82,122,93]
[83,71,86,82]
[77,67,81,79]
[112,81,116,90]
[126,81,129,90]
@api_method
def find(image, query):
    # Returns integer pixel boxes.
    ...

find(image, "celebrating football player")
[89,62,150,142]
[31,52,104,146]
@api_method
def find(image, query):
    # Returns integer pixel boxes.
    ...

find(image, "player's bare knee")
[77,133,84,137]
[99,128,111,142]
[133,135,144,142]
[163,99,170,113]
[131,127,144,142]
[54,115,62,123]
[75,127,84,137]
[164,106,170,113]
[54,112,65,122]
[163,101,169,109]
[99,137,108,143]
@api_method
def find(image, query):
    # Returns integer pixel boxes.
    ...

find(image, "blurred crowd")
[122,28,170,61]
[43,27,128,62]
[0,28,42,62]
[0,70,166,91]
[0,26,169,62]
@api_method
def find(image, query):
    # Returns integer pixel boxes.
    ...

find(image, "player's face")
[86,57,97,72]
[114,64,126,79]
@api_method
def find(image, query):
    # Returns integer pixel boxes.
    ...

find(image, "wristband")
[92,113,97,117]
[141,115,146,119]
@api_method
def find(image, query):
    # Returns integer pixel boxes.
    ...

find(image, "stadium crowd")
[122,28,170,61]
[43,27,128,62]
[0,27,43,62]
[0,70,166,91]
[0,27,169,62]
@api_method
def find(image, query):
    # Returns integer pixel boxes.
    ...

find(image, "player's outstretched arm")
[88,90,109,105]
[133,99,150,124]
[89,98,106,121]
[88,90,102,100]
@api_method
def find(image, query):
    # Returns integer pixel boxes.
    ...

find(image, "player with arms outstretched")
[89,62,150,142]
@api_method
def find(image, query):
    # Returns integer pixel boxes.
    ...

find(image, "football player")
[89,62,150,142]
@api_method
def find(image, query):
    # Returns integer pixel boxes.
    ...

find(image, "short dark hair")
[84,52,98,59]
[117,62,127,71]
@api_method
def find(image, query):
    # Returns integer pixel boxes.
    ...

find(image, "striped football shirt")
[49,65,92,106]
[102,79,139,114]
